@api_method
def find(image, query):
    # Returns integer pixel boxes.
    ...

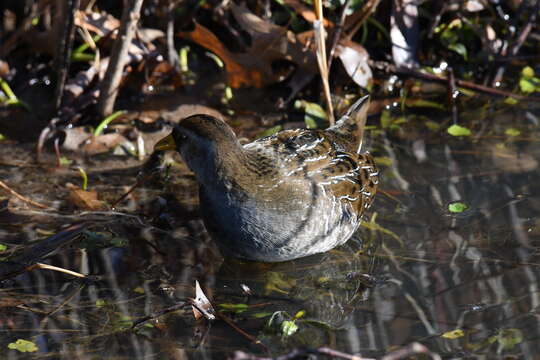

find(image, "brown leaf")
[83,133,128,155]
[178,4,317,88]
[282,0,333,27]
[68,189,107,210]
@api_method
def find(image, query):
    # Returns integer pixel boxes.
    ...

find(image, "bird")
[153,95,378,262]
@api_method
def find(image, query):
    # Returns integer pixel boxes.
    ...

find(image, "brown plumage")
[155,95,378,262]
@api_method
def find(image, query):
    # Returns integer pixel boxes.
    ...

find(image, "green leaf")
[8,339,38,353]
[504,97,518,105]
[0,243,7,252]
[293,310,306,320]
[295,100,327,129]
[442,329,465,339]
[447,124,471,137]
[522,66,535,78]
[407,99,446,110]
[448,202,469,213]
[497,328,523,349]
[519,78,536,93]
[59,156,72,166]
[251,312,273,319]
[281,320,298,337]
[505,128,521,137]
[218,303,249,313]
[425,121,441,131]
[258,125,282,138]
[448,43,467,60]
[380,109,392,129]
[373,156,392,167]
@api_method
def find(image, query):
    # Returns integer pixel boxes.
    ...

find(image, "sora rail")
[155,95,378,262]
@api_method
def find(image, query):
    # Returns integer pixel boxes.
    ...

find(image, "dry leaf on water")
[191,280,216,321]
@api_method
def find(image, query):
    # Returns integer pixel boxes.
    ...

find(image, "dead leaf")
[75,10,120,37]
[336,40,372,88]
[83,133,128,155]
[68,189,107,210]
[191,280,216,321]
[178,4,317,88]
[283,0,333,27]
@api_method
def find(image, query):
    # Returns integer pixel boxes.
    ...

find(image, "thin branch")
[369,60,536,100]
[96,0,144,116]
[0,179,51,209]
[327,0,352,70]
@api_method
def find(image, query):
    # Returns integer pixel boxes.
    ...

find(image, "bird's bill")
[154,133,176,151]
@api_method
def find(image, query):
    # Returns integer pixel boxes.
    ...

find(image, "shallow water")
[1,98,540,359]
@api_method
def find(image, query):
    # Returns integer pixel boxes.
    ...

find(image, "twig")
[132,301,188,329]
[28,262,87,278]
[491,0,539,86]
[313,0,335,124]
[369,60,536,100]
[215,310,268,352]
[343,0,381,42]
[0,179,51,209]
[53,0,80,110]
[447,67,458,125]
[327,0,352,70]
[96,0,144,116]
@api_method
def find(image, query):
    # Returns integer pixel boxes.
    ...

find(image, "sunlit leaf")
[336,42,372,88]
[293,310,306,320]
[0,243,7,252]
[447,124,472,136]
[519,78,536,93]
[8,339,38,353]
[442,329,465,339]
[281,320,298,337]
[504,97,518,105]
[448,202,469,213]
[96,299,106,307]
[505,128,521,137]
[522,66,535,78]
[133,287,145,294]
[497,328,523,350]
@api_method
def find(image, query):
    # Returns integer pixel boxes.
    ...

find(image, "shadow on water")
[1,99,540,358]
